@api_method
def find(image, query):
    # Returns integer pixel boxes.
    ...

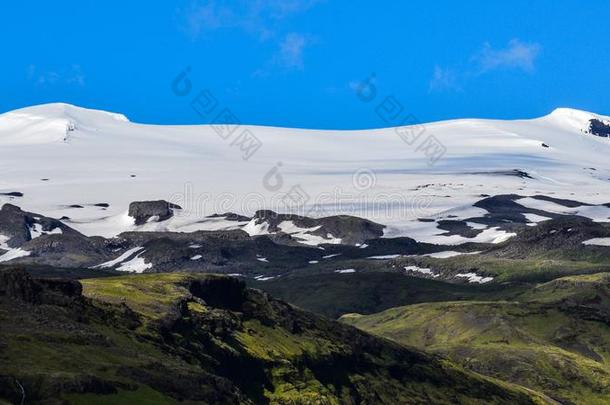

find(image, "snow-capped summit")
[1,103,609,239]
[0,103,129,145]
[544,107,610,133]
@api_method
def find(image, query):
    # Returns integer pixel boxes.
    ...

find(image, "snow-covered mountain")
[1,103,610,244]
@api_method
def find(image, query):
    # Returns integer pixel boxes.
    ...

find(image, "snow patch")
[116,251,152,273]
[277,221,342,246]
[29,223,63,239]
[455,273,493,283]
[367,254,402,259]
[0,247,30,263]
[0,234,31,263]
[424,251,481,259]
[243,219,270,236]
[254,275,275,281]
[93,247,145,269]
[523,213,552,225]
[517,197,610,222]
[404,265,439,277]
[582,238,610,247]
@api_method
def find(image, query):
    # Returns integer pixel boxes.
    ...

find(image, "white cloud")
[182,0,322,40]
[182,1,322,73]
[276,33,308,69]
[429,66,459,92]
[429,39,541,92]
[27,64,85,87]
[473,39,541,73]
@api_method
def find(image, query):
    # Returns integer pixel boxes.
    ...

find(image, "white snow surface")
[29,223,62,239]
[335,269,356,274]
[404,265,439,277]
[517,198,610,222]
[116,251,152,273]
[367,254,402,259]
[0,234,31,263]
[242,219,342,245]
[455,273,494,284]
[523,213,552,224]
[93,247,145,269]
[582,238,610,247]
[254,275,275,281]
[424,251,481,259]
[0,248,30,263]
[2,103,610,245]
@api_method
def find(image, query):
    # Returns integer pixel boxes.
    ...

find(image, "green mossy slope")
[0,268,547,404]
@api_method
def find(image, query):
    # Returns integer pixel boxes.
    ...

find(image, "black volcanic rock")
[20,233,110,268]
[250,210,385,245]
[588,118,610,138]
[207,212,250,222]
[0,267,82,305]
[111,230,322,274]
[486,215,610,259]
[0,204,31,247]
[472,194,560,228]
[128,200,182,225]
[0,204,83,248]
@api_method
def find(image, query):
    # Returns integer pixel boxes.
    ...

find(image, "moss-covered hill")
[341,273,610,405]
[0,267,547,404]
[248,271,529,319]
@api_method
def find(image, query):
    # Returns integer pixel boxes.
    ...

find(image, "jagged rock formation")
[128,200,182,225]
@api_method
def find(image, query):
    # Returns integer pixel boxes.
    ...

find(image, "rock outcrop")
[128,200,182,225]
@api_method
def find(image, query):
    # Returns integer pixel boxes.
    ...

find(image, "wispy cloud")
[275,32,308,70]
[182,0,322,40]
[27,64,85,87]
[181,0,322,73]
[472,39,541,73]
[430,39,541,92]
[429,66,460,92]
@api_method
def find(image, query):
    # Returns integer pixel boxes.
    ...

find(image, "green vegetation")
[398,254,610,283]
[249,271,530,319]
[81,272,197,320]
[341,272,610,405]
[0,268,546,404]
[66,387,175,405]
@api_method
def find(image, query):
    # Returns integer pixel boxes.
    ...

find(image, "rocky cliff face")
[128,200,182,225]
[587,118,610,138]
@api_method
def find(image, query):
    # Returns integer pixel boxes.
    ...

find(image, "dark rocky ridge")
[0,204,82,248]
[2,193,610,283]
[486,215,610,259]
[251,209,385,245]
[588,118,610,138]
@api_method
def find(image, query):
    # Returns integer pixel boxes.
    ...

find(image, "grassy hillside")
[249,271,531,319]
[0,267,547,404]
[341,273,610,405]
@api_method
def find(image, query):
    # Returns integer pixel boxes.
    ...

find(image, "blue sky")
[2,0,609,129]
